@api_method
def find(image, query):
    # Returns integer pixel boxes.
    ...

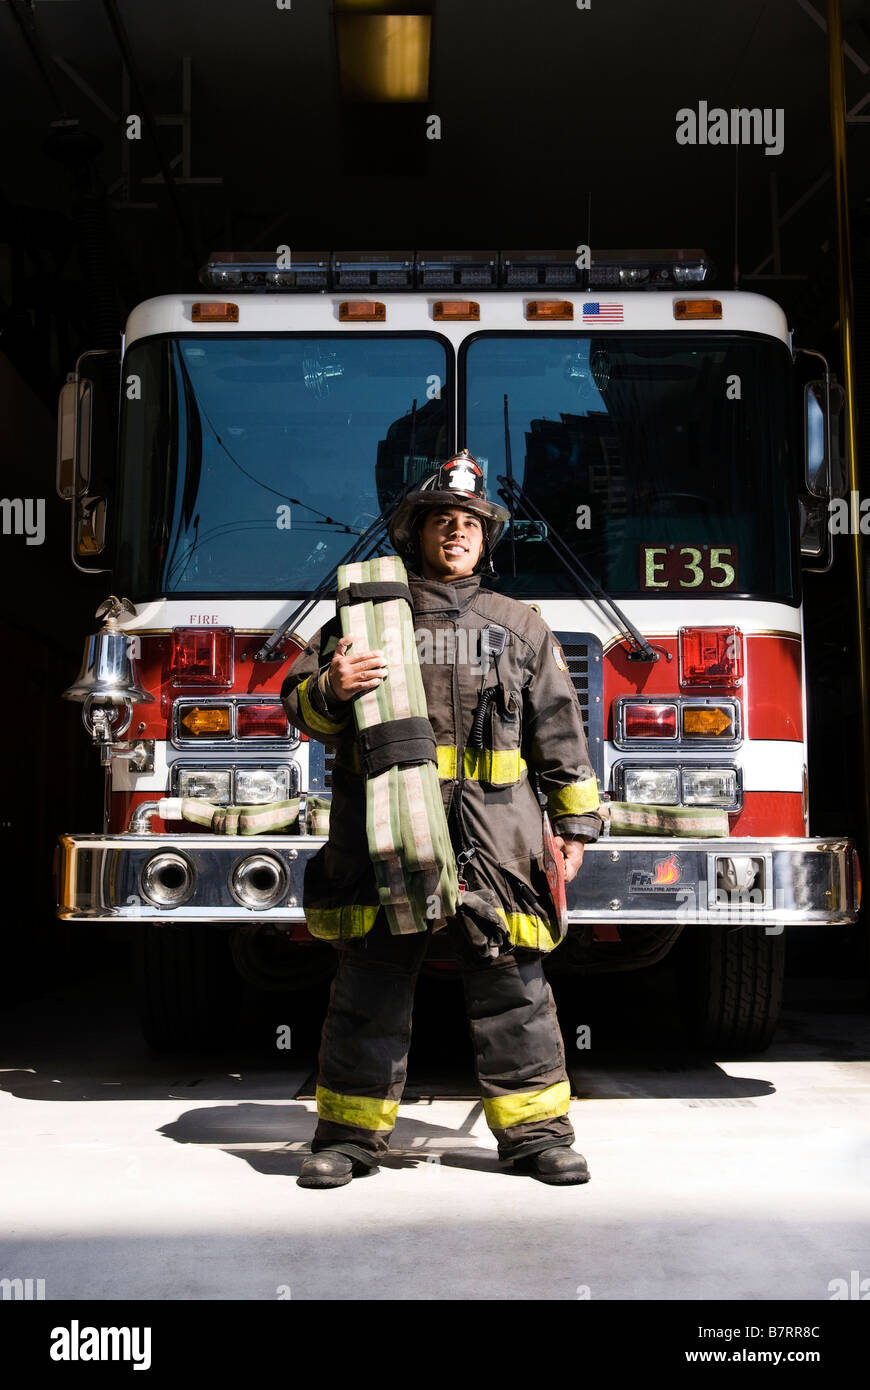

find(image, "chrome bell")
[63,595,154,706]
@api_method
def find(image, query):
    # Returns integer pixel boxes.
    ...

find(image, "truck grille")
[554,631,604,784]
[310,631,605,789]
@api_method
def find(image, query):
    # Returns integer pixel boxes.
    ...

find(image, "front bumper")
[55,834,859,927]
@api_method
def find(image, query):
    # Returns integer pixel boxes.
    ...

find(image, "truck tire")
[674,924,785,1055]
[132,923,244,1052]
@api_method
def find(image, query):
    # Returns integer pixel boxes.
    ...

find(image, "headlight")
[234,767,290,804]
[176,768,233,803]
[682,767,739,809]
[622,767,680,804]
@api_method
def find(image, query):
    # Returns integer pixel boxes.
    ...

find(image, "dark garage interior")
[1,0,869,1328]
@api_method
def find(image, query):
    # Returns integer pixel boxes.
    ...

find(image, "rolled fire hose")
[337,554,460,934]
[607,803,728,837]
[158,797,301,835]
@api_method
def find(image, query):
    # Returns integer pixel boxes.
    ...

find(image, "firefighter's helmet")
[388,449,509,565]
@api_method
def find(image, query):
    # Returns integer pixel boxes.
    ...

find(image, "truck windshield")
[463,333,799,602]
[116,334,450,595]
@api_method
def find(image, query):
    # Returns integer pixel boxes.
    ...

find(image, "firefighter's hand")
[554,835,584,884]
[327,635,389,701]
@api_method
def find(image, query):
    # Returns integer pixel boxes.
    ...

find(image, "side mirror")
[55,346,120,572]
[56,375,94,500]
[801,377,845,571]
[803,381,830,499]
[76,495,108,555]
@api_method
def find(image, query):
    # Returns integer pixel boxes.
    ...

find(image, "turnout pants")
[310,911,575,1168]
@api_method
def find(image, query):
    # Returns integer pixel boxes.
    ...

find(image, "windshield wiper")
[253,475,420,663]
[254,398,425,662]
[496,475,662,664]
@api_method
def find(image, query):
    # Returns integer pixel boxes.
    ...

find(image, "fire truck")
[54,248,860,1053]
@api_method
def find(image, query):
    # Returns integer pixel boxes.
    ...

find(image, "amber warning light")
[432,300,480,320]
[673,298,722,320]
[338,301,386,321]
[191,302,239,323]
[525,300,574,320]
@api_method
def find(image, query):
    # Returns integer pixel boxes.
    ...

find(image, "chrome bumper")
[55,834,859,927]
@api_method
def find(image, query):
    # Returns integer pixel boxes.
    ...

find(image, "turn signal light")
[171,627,234,687]
[338,301,386,321]
[432,300,480,320]
[673,298,722,320]
[191,302,239,323]
[525,300,574,320]
[237,702,289,738]
[180,706,231,736]
[679,627,743,687]
[682,706,736,738]
[622,703,678,739]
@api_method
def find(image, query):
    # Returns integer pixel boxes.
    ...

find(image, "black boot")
[514,1147,590,1186]
[297,1148,374,1189]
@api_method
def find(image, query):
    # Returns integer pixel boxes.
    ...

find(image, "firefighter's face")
[417,507,485,580]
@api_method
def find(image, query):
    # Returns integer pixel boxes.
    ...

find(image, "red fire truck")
[54,249,860,1052]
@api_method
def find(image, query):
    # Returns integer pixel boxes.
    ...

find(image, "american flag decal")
[582,301,624,323]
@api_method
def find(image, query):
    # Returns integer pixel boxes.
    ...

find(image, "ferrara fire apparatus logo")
[628,855,682,894]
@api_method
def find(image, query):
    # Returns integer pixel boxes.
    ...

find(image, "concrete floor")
[1,963,869,1301]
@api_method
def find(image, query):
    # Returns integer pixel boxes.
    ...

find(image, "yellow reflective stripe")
[495,908,562,952]
[548,777,601,817]
[298,674,350,738]
[436,746,526,784]
[436,745,457,779]
[483,1080,572,1131]
[316,1085,399,1131]
[304,905,379,939]
[464,748,526,783]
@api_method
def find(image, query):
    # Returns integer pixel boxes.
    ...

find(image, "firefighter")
[281,450,605,1188]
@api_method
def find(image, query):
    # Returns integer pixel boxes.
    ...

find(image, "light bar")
[198,251,330,292]
[589,249,711,289]
[333,251,414,289]
[417,250,499,290]
[502,249,583,288]
[197,249,715,294]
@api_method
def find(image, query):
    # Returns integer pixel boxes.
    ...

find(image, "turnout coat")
[281,569,605,953]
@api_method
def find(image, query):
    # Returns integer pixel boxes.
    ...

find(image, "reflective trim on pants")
[482,1079,572,1131]
[310,912,575,1162]
[495,909,562,953]
[315,1085,399,1132]
[304,905,380,940]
